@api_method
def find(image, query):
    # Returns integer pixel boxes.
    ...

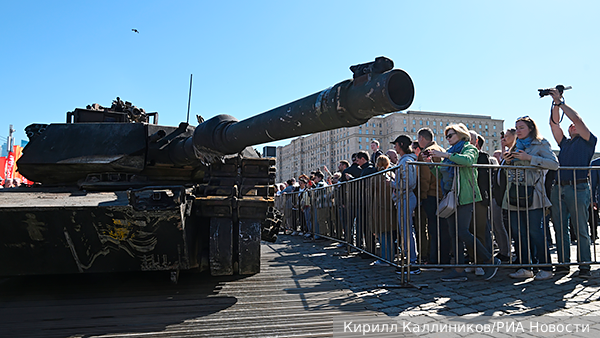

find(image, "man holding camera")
[548,88,597,278]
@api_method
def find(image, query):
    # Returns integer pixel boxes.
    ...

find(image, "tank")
[0,57,414,279]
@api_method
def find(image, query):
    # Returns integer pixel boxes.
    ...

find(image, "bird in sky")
[132,29,139,33]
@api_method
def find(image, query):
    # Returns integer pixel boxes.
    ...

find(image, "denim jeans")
[303,207,312,233]
[447,204,492,264]
[491,197,510,256]
[509,208,551,271]
[398,192,418,263]
[423,195,451,264]
[379,231,396,262]
[551,183,592,269]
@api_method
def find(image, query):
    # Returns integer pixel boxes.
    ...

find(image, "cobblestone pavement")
[279,235,600,319]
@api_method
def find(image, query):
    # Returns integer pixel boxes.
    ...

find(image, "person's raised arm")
[549,89,565,144]
[550,88,591,141]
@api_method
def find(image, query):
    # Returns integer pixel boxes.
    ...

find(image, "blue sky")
[2,1,599,153]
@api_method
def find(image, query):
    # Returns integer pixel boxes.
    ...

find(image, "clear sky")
[1,1,599,154]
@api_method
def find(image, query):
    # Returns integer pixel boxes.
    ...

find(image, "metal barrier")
[275,162,600,285]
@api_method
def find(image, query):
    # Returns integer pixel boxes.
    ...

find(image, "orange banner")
[3,145,32,186]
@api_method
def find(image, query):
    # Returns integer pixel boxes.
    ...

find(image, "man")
[338,160,349,176]
[370,140,384,165]
[282,178,298,233]
[339,158,359,245]
[341,154,362,182]
[467,131,494,275]
[312,171,329,239]
[549,88,597,278]
[356,151,376,253]
[416,127,449,266]
[282,178,297,193]
[313,171,327,188]
[410,140,429,263]
[357,151,376,177]
[385,149,398,165]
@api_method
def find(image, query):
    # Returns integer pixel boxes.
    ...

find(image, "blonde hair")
[445,123,471,142]
[376,155,391,171]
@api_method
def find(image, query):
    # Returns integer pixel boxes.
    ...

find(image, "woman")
[501,128,517,154]
[298,176,312,236]
[502,116,558,281]
[371,155,397,266]
[492,128,517,262]
[392,135,420,274]
[425,123,500,282]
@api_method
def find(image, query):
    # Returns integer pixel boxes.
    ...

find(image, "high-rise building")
[276,110,504,183]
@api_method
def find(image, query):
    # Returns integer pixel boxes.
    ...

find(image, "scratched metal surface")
[0,237,378,337]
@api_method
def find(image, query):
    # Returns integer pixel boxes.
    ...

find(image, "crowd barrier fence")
[275,162,600,285]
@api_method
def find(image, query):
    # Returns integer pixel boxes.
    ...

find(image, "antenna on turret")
[186,74,193,124]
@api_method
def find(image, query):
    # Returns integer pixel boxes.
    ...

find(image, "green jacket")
[437,143,482,206]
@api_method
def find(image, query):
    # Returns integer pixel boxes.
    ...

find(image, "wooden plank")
[0,238,379,338]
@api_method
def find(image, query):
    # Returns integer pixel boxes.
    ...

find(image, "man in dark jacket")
[356,151,376,253]
[370,140,384,165]
[357,151,376,177]
[469,132,494,270]
[341,153,363,182]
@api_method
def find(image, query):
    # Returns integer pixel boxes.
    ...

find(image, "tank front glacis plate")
[0,189,189,276]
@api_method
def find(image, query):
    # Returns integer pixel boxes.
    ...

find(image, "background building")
[276,110,504,183]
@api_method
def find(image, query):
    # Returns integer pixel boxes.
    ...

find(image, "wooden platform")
[0,237,378,337]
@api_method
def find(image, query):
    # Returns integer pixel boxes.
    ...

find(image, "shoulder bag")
[508,173,540,208]
[437,176,457,218]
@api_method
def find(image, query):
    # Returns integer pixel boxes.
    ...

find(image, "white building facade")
[276,110,504,183]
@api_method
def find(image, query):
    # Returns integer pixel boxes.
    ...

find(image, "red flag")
[0,156,5,184]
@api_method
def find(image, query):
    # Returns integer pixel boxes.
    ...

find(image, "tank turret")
[2,57,414,279]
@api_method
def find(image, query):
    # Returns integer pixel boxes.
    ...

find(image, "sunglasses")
[517,115,530,120]
[445,132,456,140]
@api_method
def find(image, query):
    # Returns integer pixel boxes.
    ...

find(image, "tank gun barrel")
[172,57,414,165]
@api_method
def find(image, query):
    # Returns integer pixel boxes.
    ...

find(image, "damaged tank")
[0,57,414,279]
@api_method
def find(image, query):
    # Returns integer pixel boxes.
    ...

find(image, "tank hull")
[0,157,274,277]
[0,188,191,276]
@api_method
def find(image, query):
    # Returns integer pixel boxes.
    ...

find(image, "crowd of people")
[0,177,23,188]
[277,88,600,282]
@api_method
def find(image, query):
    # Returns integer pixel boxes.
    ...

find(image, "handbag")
[508,184,534,208]
[437,176,457,218]
[437,189,456,218]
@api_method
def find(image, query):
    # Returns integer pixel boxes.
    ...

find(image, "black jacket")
[341,163,362,182]
[360,163,378,177]
[476,151,492,206]
[371,150,384,165]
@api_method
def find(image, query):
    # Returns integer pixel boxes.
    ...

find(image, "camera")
[422,150,431,157]
[538,84,572,98]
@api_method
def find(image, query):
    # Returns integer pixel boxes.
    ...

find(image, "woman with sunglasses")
[493,127,517,262]
[425,123,500,282]
[502,116,558,281]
